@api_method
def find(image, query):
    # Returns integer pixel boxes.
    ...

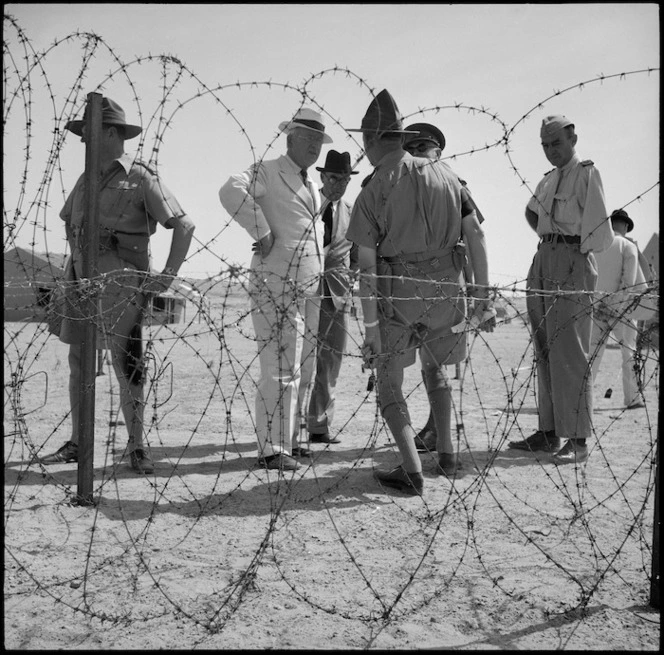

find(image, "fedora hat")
[404,122,446,151]
[316,150,359,175]
[610,208,634,233]
[347,89,419,135]
[278,107,332,144]
[65,97,142,139]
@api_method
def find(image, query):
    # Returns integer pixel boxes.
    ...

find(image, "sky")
[3,3,660,286]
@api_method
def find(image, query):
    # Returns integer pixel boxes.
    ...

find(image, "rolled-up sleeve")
[345,191,379,249]
[219,164,271,241]
[142,175,186,229]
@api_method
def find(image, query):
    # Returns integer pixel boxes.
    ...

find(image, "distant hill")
[37,252,68,270]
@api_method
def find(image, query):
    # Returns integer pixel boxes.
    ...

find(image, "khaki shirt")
[527,154,613,253]
[60,154,185,274]
[61,154,184,236]
[346,149,465,257]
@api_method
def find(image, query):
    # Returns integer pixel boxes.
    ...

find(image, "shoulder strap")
[135,160,157,175]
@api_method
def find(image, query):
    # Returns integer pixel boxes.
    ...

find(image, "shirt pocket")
[553,191,576,224]
[114,232,150,271]
[101,184,137,222]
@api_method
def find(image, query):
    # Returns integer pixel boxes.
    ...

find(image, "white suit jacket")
[219,154,323,290]
[594,234,649,317]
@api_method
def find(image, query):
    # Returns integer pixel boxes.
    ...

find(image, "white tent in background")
[629,232,659,327]
[641,232,659,280]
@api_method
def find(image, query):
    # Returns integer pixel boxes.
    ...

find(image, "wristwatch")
[162,266,177,278]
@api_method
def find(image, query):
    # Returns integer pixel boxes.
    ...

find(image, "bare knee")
[422,366,450,393]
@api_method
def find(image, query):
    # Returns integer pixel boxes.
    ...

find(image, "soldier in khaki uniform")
[38,97,195,473]
[508,115,613,464]
[402,122,492,453]
[346,90,493,495]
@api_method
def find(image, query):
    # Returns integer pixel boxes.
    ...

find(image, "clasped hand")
[361,327,381,369]
[252,232,274,257]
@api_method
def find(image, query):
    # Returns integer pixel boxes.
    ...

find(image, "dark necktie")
[361,170,376,188]
[322,202,333,247]
[552,168,564,222]
[300,169,308,186]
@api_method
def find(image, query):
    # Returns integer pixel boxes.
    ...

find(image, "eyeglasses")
[405,141,436,155]
[293,132,324,144]
[326,174,351,184]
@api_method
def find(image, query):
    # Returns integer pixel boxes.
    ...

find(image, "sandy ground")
[4,294,660,650]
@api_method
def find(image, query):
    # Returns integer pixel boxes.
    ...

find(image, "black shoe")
[438,452,464,478]
[414,428,437,452]
[39,441,78,464]
[257,453,299,471]
[375,465,424,496]
[291,446,312,458]
[130,449,154,474]
[508,430,560,453]
[309,432,340,444]
[552,440,589,465]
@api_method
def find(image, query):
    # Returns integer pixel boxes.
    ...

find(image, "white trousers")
[590,316,641,406]
[250,275,320,457]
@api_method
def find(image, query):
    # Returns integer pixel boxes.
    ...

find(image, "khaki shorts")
[379,268,467,369]
[50,252,146,347]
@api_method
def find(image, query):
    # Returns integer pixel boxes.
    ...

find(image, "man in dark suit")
[308,151,359,445]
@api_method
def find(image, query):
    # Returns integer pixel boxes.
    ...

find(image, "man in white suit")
[590,209,648,409]
[219,108,332,471]
[307,150,359,445]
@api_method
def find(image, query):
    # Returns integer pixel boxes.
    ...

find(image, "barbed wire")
[3,15,659,648]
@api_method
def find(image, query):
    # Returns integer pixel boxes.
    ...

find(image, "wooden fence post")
[650,416,660,607]
[74,92,102,506]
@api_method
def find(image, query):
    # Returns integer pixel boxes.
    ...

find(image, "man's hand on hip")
[252,232,274,258]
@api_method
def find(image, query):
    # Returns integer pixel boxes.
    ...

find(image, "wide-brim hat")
[278,107,332,144]
[315,149,359,175]
[610,208,634,232]
[404,122,446,151]
[65,97,142,139]
[347,89,419,135]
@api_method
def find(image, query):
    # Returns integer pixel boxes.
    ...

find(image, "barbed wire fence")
[4,15,659,648]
